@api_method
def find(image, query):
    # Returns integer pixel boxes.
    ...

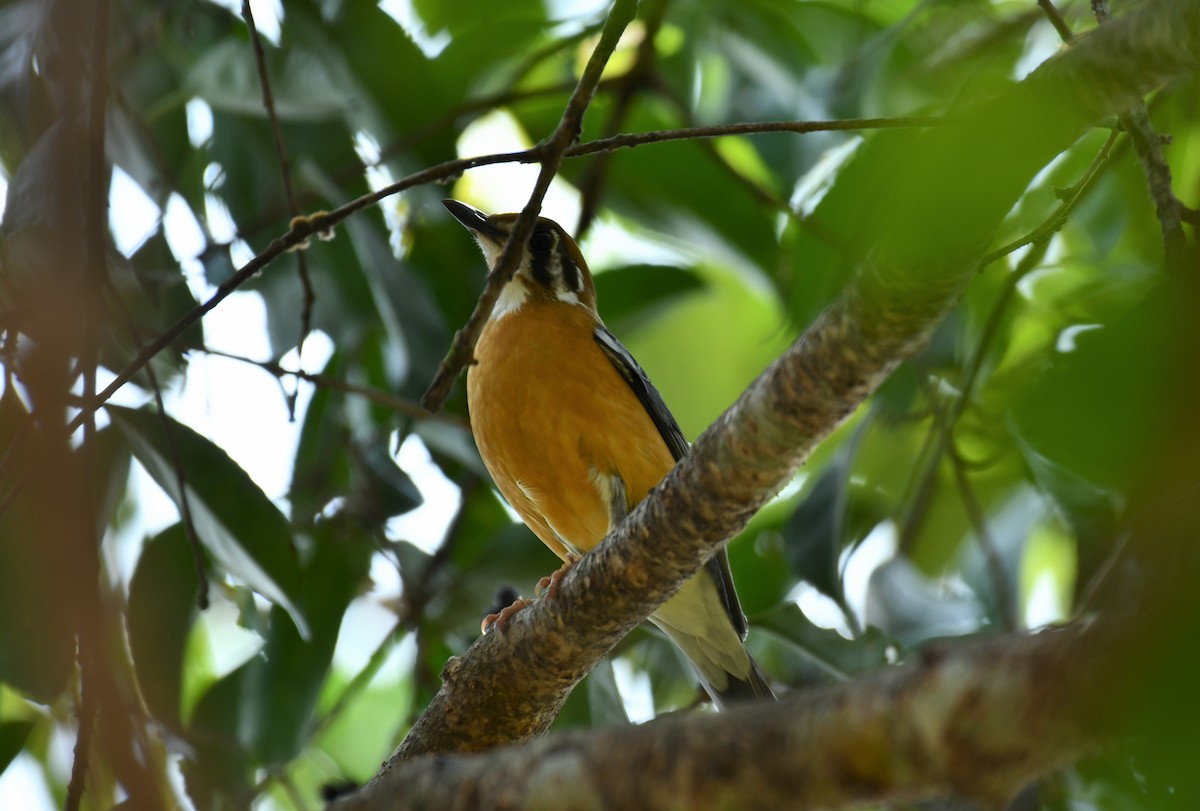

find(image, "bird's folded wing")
[593,325,748,640]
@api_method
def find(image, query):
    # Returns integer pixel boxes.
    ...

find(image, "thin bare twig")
[947,433,1019,630]
[1119,104,1188,272]
[242,3,292,201]
[1037,0,1075,42]
[65,660,97,811]
[1090,0,1189,273]
[978,128,1119,268]
[420,0,640,411]
[242,1,314,417]
[147,361,210,610]
[565,116,946,157]
[190,345,468,428]
[575,0,669,238]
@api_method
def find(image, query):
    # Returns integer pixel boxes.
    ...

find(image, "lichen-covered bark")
[337,624,1119,811]
[366,0,1200,783]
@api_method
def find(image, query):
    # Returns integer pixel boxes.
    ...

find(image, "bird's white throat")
[492,276,529,319]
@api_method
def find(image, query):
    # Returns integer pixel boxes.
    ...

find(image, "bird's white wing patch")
[588,467,629,534]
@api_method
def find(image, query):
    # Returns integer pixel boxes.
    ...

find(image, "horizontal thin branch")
[564,115,946,158]
[71,115,946,432]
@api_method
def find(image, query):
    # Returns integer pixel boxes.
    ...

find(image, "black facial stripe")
[529,244,554,290]
[557,239,581,291]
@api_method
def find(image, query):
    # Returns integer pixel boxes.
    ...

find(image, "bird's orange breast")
[467,299,676,561]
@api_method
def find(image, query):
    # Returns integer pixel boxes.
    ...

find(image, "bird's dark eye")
[529,229,554,253]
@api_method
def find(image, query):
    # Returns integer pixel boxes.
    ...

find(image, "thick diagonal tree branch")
[361,0,1200,779]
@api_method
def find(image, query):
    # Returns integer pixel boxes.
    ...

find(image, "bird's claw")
[481,596,533,634]
[535,552,579,600]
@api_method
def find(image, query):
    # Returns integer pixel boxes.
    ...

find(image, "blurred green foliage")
[0,0,1196,809]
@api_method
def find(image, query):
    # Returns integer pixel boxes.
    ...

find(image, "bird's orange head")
[442,199,597,317]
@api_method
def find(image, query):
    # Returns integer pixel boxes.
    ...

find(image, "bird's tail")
[701,647,775,710]
[652,618,777,711]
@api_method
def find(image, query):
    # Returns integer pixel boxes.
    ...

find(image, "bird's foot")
[535,553,579,600]
[480,596,533,634]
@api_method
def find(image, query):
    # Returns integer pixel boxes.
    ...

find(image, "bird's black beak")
[442,199,505,240]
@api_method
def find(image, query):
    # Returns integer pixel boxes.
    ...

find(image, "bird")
[443,198,773,709]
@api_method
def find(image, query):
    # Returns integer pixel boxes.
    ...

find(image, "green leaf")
[592,97,781,276]
[584,659,630,728]
[93,424,132,538]
[0,1,49,105]
[756,603,890,682]
[199,244,236,287]
[291,350,353,524]
[865,558,987,648]
[413,0,543,38]
[621,631,697,713]
[727,526,793,618]
[593,264,705,335]
[1,121,80,237]
[356,443,423,521]
[0,719,36,777]
[414,420,487,480]
[321,0,452,166]
[1010,283,1171,495]
[344,216,450,399]
[1015,430,1122,592]
[181,667,253,810]
[109,406,309,638]
[240,520,373,765]
[127,524,201,730]
[446,524,549,633]
[186,38,351,121]
[550,673,594,731]
[315,674,411,783]
[956,487,1045,628]
[406,217,493,334]
[783,465,845,602]
[782,417,876,605]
